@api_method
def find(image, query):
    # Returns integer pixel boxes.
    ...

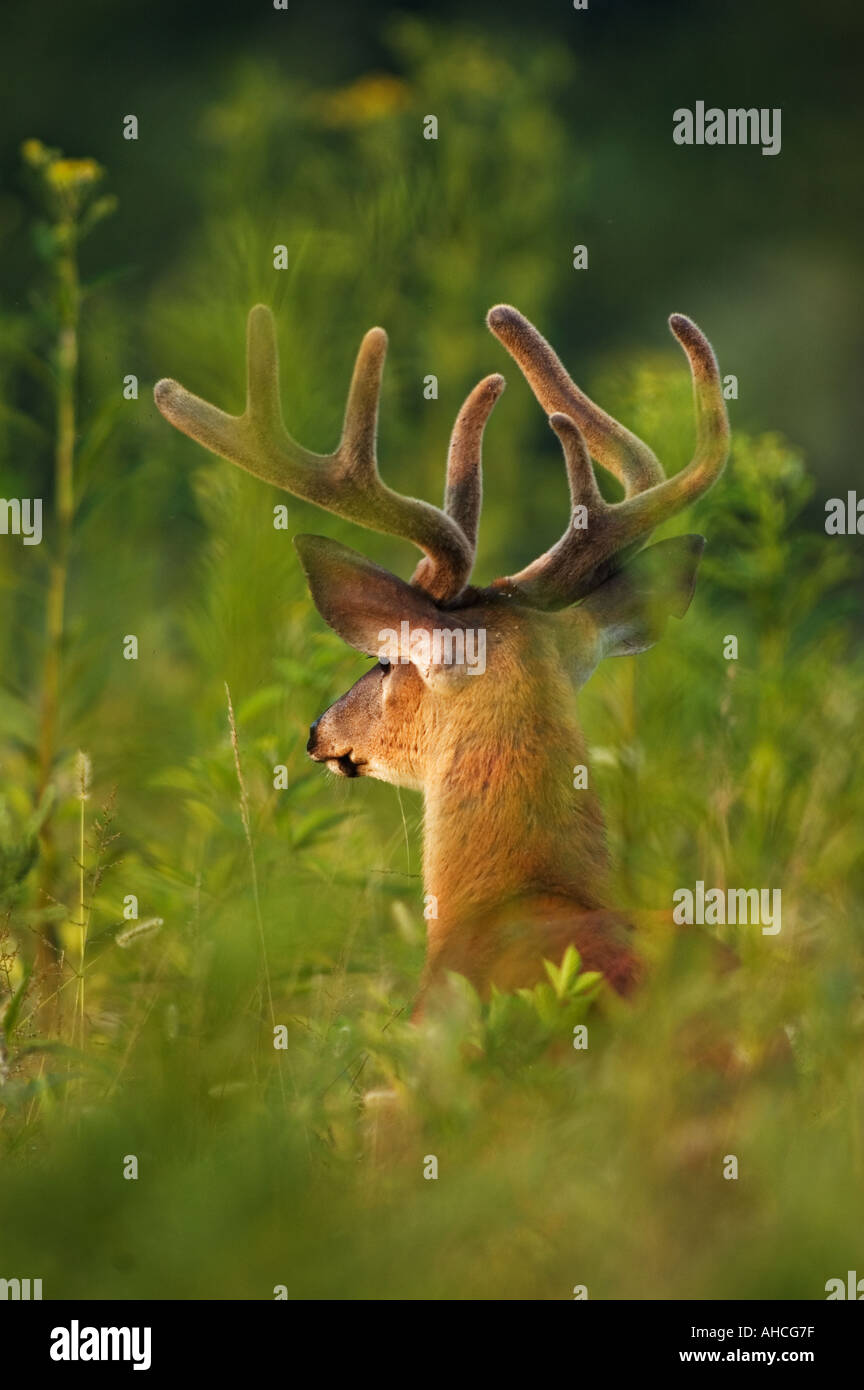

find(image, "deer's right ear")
[294,534,446,660]
[556,534,706,684]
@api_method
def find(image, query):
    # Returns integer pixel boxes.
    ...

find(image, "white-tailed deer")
[155,305,728,1014]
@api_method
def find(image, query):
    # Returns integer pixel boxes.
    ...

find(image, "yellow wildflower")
[21,138,54,168]
[46,158,104,192]
[317,74,410,128]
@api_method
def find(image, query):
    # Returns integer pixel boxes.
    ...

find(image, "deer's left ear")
[294,534,444,657]
[293,534,469,686]
[559,535,705,679]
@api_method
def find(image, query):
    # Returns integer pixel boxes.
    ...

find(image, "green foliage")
[0,21,861,1301]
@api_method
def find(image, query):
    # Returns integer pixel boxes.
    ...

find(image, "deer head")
[155,305,728,1002]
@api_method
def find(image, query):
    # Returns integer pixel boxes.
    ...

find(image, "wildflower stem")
[224,682,287,1114]
[39,222,78,796]
[78,783,85,1050]
[36,221,80,991]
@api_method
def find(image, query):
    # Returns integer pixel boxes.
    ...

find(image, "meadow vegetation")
[0,22,861,1299]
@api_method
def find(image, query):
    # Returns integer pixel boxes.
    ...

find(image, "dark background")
[0,0,862,1301]
[3,0,862,488]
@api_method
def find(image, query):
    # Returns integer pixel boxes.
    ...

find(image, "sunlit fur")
[309,595,641,1010]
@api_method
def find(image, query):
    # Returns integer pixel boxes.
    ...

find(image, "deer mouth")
[327,752,365,778]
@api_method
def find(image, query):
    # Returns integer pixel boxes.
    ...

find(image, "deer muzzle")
[307,717,365,777]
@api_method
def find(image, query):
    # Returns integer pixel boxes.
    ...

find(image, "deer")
[154,303,729,1018]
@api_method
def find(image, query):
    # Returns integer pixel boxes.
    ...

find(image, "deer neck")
[421,699,609,957]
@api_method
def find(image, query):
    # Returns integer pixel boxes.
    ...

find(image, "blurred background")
[0,0,861,1299]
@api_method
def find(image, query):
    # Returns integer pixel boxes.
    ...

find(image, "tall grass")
[0,29,861,1299]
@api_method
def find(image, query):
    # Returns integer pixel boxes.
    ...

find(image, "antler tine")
[155,305,491,603]
[487,309,729,610]
[410,372,505,594]
[486,305,665,495]
[614,314,729,532]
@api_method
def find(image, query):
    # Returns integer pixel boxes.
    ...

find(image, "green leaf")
[0,836,38,895]
[2,965,33,1038]
[0,1071,80,1112]
[237,684,286,724]
[15,1040,113,1074]
[78,194,118,240]
[32,219,58,260]
[0,686,37,746]
[290,808,352,850]
[543,944,582,1000]
[573,971,604,996]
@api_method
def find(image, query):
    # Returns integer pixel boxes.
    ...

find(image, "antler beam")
[485,306,729,608]
[154,305,502,604]
[154,303,727,613]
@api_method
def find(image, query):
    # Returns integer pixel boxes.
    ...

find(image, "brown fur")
[309,597,646,1010]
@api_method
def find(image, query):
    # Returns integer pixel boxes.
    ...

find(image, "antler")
[485,306,729,609]
[154,305,503,604]
[410,372,504,594]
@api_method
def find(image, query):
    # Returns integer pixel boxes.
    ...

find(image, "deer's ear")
[558,535,705,681]
[294,535,442,657]
[580,534,705,657]
[295,534,472,686]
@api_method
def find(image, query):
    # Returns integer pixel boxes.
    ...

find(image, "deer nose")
[306,718,321,754]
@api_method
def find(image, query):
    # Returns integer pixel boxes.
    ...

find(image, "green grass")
[0,21,861,1300]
